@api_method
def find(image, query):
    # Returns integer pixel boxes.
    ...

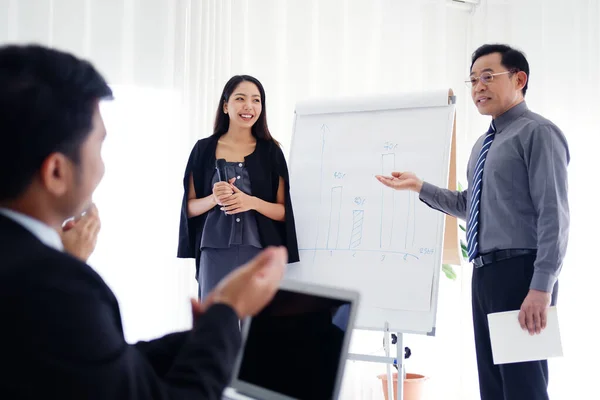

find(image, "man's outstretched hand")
[375,171,423,193]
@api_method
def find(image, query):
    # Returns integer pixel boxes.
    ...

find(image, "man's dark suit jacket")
[0,214,241,399]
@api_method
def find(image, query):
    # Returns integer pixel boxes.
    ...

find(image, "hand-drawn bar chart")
[287,91,456,321]
[380,153,396,249]
[296,122,429,262]
[349,210,364,249]
[405,191,416,248]
[327,186,343,249]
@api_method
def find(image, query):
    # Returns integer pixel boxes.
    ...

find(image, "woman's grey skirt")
[198,245,262,301]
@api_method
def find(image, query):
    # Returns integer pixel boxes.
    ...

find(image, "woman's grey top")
[200,161,262,249]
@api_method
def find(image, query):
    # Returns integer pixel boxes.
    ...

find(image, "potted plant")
[377,340,429,400]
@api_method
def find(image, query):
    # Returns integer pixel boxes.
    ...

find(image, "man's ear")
[516,71,528,92]
[40,153,72,197]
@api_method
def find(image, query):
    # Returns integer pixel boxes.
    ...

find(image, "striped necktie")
[467,121,496,261]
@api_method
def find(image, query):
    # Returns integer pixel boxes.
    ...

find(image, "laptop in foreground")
[223,279,359,400]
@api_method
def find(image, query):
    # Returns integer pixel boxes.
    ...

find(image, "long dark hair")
[212,75,278,144]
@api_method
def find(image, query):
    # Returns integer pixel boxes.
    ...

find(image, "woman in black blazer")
[178,75,299,300]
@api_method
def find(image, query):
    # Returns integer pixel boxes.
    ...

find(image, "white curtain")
[0,0,473,399]
[3,0,596,398]
[0,0,199,341]
[182,2,474,399]
[0,2,472,399]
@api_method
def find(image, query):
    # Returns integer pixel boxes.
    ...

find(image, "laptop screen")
[235,287,353,400]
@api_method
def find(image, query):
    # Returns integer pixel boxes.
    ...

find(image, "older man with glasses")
[376,44,569,400]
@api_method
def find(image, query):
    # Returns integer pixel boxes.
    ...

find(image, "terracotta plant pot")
[377,372,428,400]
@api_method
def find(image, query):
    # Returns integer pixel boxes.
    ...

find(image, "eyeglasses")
[465,70,516,88]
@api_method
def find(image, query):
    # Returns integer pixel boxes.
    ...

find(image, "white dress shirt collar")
[0,208,64,251]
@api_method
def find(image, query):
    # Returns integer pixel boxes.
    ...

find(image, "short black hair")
[470,44,530,96]
[0,44,113,202]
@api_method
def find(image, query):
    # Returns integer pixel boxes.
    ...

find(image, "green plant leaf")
[459,224,466,232]
[442,264,457,280]
[458,181,464,191]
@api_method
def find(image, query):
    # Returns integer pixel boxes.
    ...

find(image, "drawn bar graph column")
[327,186,343,249]
[380,154,395,248]
[405,192,416,248]
[349,210,364,249]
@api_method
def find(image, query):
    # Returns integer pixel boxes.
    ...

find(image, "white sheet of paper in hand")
[487,306,563,365]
